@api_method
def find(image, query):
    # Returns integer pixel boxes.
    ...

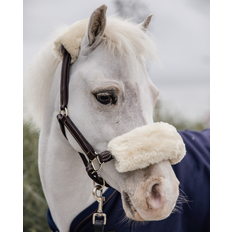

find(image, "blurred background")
[23,0,209,231]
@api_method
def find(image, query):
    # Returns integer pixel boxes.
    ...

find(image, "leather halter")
[57,46,113,187]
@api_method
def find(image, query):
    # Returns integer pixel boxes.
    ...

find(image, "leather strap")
[60,45,71,110]
[57,113,113,187]
[57,113,96,160]
[94,220,104,232]
[57,45,113,187]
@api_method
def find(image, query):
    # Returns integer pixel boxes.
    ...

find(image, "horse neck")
[38,88,95,232]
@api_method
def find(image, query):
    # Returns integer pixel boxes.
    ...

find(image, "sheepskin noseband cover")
[108,122,186,173]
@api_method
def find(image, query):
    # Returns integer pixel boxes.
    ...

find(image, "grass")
[23,124,49,232]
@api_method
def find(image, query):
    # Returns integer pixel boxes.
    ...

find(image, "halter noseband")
[57,46,113,187]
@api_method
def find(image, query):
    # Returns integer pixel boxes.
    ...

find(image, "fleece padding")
[108,122,186,173]
[53,19,89,63]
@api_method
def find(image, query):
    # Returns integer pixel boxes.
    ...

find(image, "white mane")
[24,17,157,130]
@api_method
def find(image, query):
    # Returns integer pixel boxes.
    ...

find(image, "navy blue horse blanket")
[48,129,210,232]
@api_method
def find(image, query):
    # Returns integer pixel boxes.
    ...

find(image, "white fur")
[53,17,157,64]
[24,17,157,130]
[108,122,186,173]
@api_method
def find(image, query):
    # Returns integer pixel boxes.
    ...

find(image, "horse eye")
[95,92,117,105]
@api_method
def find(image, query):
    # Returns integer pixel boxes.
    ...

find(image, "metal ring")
[59,107,68,116]
[59,107,68,117]
[93,177,105,191]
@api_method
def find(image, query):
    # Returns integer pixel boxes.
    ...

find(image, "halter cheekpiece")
[57,45,113,187]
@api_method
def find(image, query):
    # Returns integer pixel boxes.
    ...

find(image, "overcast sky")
[23,0,210,124]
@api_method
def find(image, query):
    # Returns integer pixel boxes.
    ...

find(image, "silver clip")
[92,185,107,225]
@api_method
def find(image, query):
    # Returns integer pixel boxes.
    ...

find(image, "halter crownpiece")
[108,122,186,173]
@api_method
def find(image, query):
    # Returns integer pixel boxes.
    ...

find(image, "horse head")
[58,5,184,221]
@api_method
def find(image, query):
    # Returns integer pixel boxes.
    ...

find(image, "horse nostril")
[151,183,161,199]
[148,183,162,210]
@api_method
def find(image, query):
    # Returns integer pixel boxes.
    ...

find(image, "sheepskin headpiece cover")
[108,122,186,173]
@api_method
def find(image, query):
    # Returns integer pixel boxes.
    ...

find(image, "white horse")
[24,5,183,232]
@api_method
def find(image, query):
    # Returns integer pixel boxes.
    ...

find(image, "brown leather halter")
[57,46,113,187]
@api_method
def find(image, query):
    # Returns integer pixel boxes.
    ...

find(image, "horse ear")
[138,14,153,32]
[81,4,107,53]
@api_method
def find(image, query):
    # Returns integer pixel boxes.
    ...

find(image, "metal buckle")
[90,153,104,174]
